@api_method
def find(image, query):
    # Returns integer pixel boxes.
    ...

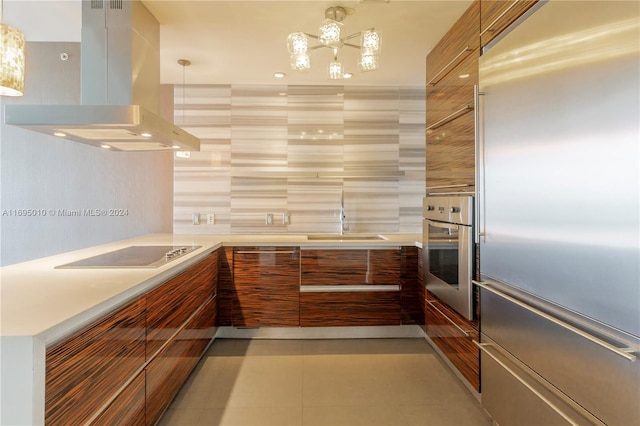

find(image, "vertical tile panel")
[231,86,288,233]
[174,85,232,234]
[399,87,426,233]
[344,87,400,233]
[287,85,345,233]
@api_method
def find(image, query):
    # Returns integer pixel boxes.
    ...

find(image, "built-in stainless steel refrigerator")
[475,1,639,424]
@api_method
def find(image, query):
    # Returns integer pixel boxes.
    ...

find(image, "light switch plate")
[192,213,200,225]
[206,213,214,225]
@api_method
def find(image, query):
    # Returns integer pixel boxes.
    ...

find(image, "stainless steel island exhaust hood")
[4,0,200,152]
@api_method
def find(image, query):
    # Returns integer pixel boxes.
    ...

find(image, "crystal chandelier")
[0,0,26,96]
[287,6,381,80]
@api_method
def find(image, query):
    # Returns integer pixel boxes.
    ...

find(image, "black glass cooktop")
[55,245,201,269]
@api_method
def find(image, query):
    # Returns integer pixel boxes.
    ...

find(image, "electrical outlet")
[206,213,215,225]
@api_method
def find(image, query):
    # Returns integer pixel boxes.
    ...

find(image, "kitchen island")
[0,232,420,425]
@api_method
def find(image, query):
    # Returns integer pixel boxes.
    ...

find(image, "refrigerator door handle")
[473,340,605,426]
[473,281,637,362]
[474,85,486,244]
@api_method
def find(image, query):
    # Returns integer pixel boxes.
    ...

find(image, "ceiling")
[5,0,472,86]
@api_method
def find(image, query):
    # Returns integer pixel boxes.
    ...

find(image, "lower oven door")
[423,219,474,320]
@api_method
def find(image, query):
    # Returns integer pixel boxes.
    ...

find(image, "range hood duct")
[4,0,200,152]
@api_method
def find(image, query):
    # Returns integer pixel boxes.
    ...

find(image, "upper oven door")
[424,219,474,320]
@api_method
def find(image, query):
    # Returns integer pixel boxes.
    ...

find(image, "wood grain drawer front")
[301,249,401,286]
[146,252,218,357]
[45,299,146,426]
[426,106,476,193]
[146,295,218,426]
[425,292,480,391]
[480,0,539,48]
[217,246,234,326]
[300,291,400,327]
[400,246,424,326]
[233,247,301,327]
[90,371,145,426]
[426,1,480,86]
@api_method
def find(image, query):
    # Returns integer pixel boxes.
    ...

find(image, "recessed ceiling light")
[278,92,287,96]
[274,72,286,78]
[53,131,66,137]
[171,145,180,149]
[337,93,344,97]
[100,144,111,149]
[140,132,152,138]
[343,73,353,79]
[459,73,470,79]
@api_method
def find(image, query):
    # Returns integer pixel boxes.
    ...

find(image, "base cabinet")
[300,291,400,327]
[425,291,480,392]
[232,247,300,327]
[45,252,218,426]
[45,299,146,426]
[300,248,402,326]
[91,372,146,426]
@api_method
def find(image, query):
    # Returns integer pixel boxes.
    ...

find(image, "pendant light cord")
[177,59,191,125]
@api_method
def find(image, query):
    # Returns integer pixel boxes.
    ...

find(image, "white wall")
[0,42,173,266]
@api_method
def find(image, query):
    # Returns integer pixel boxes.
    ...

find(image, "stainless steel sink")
[306,235,387,241]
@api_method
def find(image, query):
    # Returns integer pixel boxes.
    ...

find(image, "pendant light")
[0,0,26,96]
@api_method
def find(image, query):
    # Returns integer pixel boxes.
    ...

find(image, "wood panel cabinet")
[232,247,300,327]
[300,248,401,326]
[45,251,218,426]
[146,295,218,425]
[146,252,218,358]
[91,372,146,426]
[426,1,480,194]
[400,246,424,326]
[217,246,234,326]
[480,0,539,48]
[45,299,146,426]
[425,290,480,392]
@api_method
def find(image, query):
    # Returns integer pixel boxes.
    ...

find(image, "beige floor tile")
[402,404,491,426]
[199,406,304,426]
[302,404,410,426]
[160,338,489,426]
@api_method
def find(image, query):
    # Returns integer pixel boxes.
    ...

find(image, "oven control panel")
[423,195,473,226]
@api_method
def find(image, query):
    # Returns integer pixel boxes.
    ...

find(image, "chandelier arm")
[304,33,320,39]
[308,44,331,51]
[342,32,362,41]
[343,42,362,49]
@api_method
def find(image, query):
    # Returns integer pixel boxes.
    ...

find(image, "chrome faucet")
[340,189,348,235]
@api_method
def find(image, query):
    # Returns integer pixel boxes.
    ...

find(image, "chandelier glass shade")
[287,6,381,80]
[0,22,25,96]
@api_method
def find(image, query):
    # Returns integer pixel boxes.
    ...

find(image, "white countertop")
[1,233,421,345]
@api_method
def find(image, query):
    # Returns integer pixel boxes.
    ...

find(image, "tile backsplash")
[173,84,425,235]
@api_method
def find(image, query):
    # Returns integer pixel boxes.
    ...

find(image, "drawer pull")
[473,280,637,362]
[426,299,471,338]
[300,285,400,293]
[427,46,473,86]
[426,105,473,132]
[236,250,296,254]
[480,0,522,37]
[474,340,584,426]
